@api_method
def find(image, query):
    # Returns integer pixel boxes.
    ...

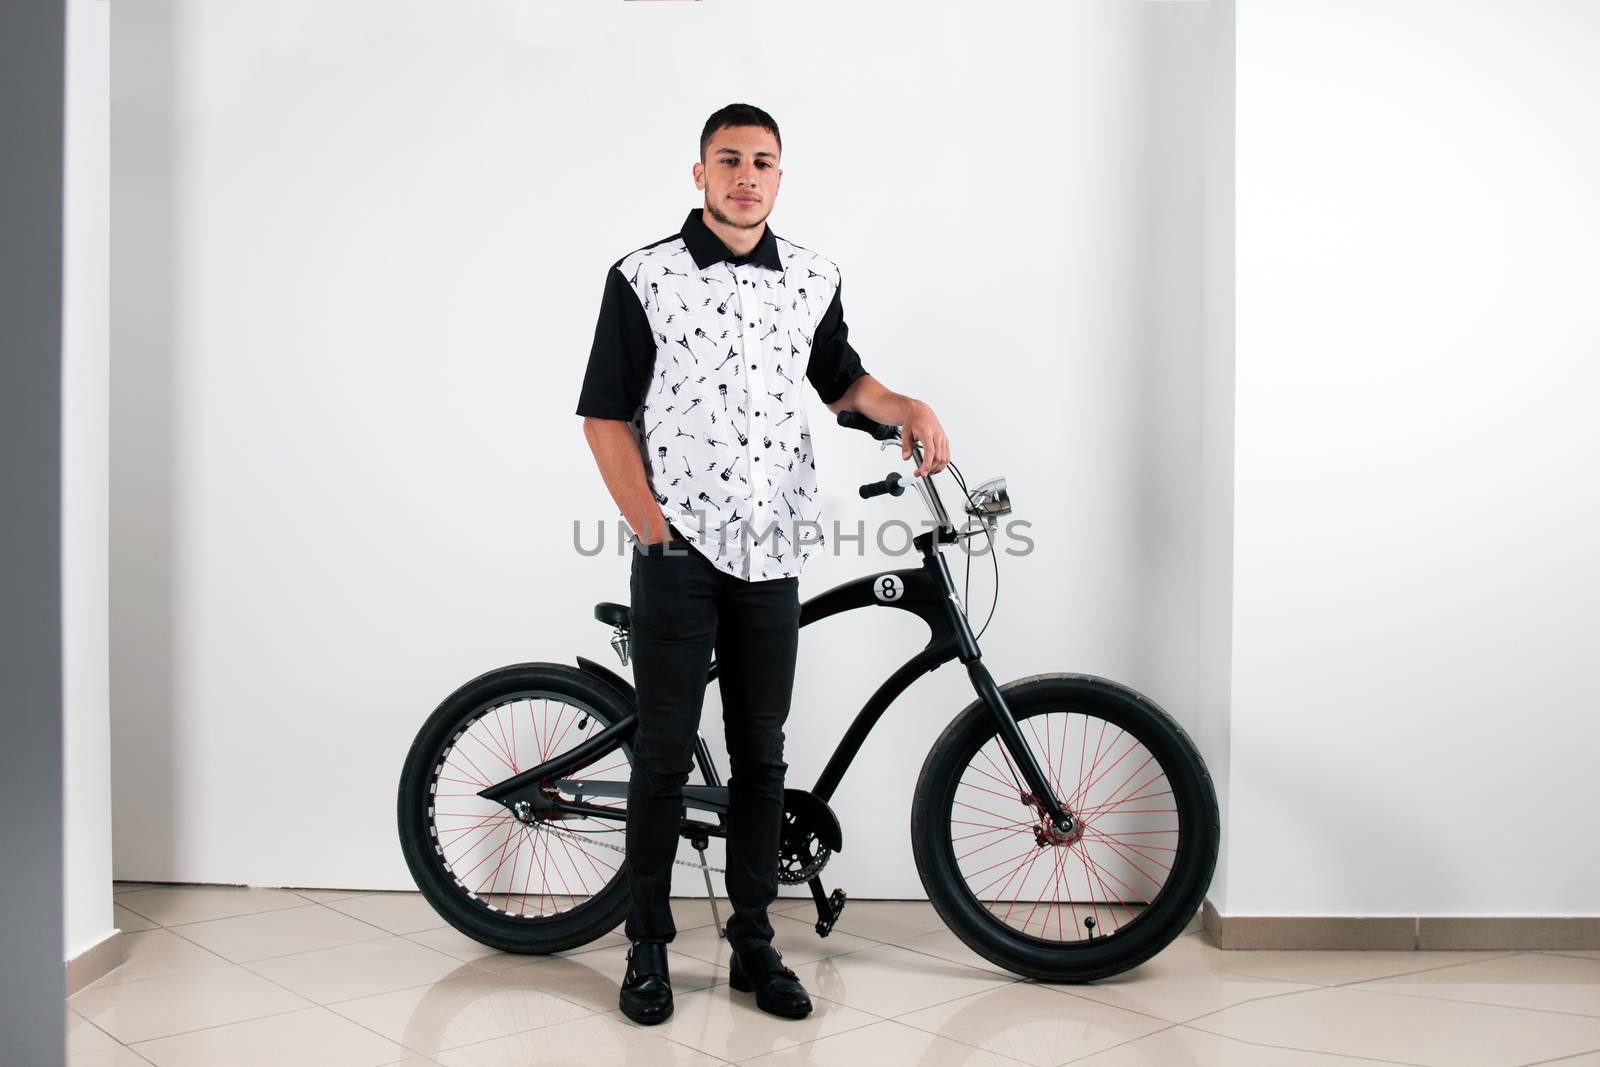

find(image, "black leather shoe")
[619,940,673,1025]
[729,945,812,1018]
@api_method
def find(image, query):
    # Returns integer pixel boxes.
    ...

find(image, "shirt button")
[754,455,761,461]
[749,363,756,369]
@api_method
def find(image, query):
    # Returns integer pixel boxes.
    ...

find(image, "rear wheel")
[396,663,636,954]
[911,673,1219,981]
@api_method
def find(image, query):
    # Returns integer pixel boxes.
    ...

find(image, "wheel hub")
[1023,793,1082,847]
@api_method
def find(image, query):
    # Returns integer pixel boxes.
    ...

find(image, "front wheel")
[911,673,1219,981]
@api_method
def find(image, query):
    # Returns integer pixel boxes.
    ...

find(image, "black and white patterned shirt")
[576,208,868,582]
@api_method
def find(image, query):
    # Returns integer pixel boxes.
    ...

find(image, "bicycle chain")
[529,818,727,875]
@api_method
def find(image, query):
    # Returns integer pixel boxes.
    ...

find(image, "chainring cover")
[777,788,843,885]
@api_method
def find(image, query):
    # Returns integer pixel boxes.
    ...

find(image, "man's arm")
[582,417,671,545]
[575,264,670,543]
[827,375,950,477]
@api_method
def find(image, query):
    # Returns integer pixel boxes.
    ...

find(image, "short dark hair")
[699,103,782,162]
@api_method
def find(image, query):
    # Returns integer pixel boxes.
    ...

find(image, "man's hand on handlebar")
[900,399,950,477]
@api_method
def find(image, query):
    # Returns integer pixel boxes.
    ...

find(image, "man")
[575,102,950,1025]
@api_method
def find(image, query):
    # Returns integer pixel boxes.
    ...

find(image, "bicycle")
[397,410,1220,981]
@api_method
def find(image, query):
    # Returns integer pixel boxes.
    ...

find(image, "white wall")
[111,0,1212,898]
[1227,0,1600,915]
[1197,0,1236,913]
[64,0,114,962]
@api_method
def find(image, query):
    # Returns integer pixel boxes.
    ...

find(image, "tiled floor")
[66,883,1600,1066]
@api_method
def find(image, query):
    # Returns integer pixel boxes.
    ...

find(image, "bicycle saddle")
[594,602,630,630]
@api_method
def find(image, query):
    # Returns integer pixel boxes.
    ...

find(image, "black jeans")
[624,523,800,953]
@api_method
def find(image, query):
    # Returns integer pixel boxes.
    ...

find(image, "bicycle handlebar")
[836,410,900,441]
[837,411,954,535]
[858,472,905,500]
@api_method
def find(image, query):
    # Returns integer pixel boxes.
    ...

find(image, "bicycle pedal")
[814,888,848,937]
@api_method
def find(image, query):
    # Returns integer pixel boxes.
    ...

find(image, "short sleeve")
[806,274,869,406]
[575,264,656,419]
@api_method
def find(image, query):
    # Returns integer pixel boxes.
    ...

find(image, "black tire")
[396,662,637,954]
[911,672,1219,981]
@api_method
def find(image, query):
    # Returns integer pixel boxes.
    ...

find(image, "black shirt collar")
[681,207,783,272]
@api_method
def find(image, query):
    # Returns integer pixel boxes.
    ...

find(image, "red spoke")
[540,702,569,762]
[524,822,549,916]
[957,826,1032,861]
[453,819,515,882]
[546,829,590,904]
[964,757,1020,795]
[984,837,1034,904]
[545,704,583,762]
[979,744,1023,795]
[506,824,537,912]
[1036,831,1062,934]
[575,838,619,881]
[956,777,1032,805]
[436,811,511,848]
[1082,808,1175,815]
[451,737,506,792]
[1078,785,1172,819]
[1072,840,1123,935]
[999,847,1048,922]
[1026,717,1053,804]
[531,698,548,765]
[1081,833,1176,858]
[1075,838,1148,912]
[974,844,1044,901]
[467,723,517,776]
[1058,711,1070,803]
[436,774,493,789]
[1080,825,1178,872]
[1022,845,1065,935]
[473,821,522,898]
[954,798,1033,825]
[1072,731,1138,811]
[1081,831,1170,892]
[1076,714,1089,808]
[511,822,535,915]
[951,819,1035,844]
[966,843,1046,885]
[487,706,517,772]
[1072,717,1112,811]
[1083,754,1157,819]
[576,759,629,779]
[447,816,518,865]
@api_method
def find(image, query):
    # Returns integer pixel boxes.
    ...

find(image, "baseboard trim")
[65,927,128,996]
[1201,901,1600,950]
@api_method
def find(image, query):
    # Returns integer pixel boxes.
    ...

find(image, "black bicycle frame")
[481,527,1074,834]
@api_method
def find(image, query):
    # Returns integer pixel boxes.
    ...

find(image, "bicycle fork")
[934,549,1078,838]
[968,659,1077,836]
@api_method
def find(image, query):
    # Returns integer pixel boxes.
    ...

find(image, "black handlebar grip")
[836,410,900,441]
[858,472,905,499]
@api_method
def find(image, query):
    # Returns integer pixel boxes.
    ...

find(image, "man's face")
[694,124,782,230]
